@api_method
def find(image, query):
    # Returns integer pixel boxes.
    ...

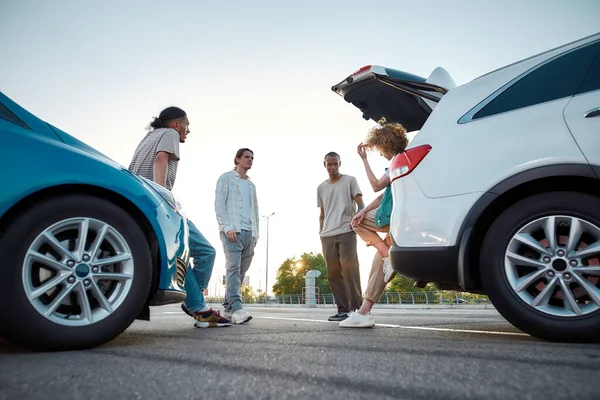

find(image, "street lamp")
[262,212,275,304]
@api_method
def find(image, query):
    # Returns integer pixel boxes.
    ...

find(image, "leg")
[353,208,390,258]
[338,231,362,311]
[321,235,350,313]
[239,230,256,290]
[360,251,395,314]
[221,231,244,312]
[184,220,216,313]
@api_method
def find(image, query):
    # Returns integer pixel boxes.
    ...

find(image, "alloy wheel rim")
[504,215,600,317]
[22,217,135,326]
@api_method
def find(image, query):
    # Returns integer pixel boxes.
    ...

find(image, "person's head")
[234,148,254,171]
[363,118,409,160]
[323,151,341,179]
[149,106,190,143]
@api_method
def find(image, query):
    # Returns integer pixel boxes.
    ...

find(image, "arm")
[350,193,383,227]
[319,207,324,233]
[153,151,169,188]
[214,174,234,235]
[358,143,390,192]
[354,194,365,212]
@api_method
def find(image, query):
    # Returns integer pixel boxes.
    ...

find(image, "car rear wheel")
[480,191,600,342]
[0,194,152,351]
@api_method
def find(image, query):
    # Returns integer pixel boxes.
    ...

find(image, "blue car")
[0,91,189,351]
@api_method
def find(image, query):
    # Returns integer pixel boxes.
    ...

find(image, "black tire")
[480,191,600,342]
[0,194,152,351]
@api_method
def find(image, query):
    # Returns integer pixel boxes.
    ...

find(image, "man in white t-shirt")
[317,152,364,321]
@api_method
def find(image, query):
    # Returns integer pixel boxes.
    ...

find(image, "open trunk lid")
[331,65,455,131]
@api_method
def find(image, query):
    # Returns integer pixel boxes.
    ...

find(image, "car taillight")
[353,65,372,76]
[389,144,432,183]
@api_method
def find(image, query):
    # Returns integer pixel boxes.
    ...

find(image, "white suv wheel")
[481,192,600,342]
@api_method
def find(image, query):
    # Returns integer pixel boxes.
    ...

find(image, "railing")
[205,291,489,306]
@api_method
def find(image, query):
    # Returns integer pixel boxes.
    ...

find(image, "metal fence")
[205,291,489,306]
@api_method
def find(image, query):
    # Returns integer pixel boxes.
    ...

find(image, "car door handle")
[583,107,600,118]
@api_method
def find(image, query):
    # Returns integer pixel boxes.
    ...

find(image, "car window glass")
[577,50,600,94]
[474,40,600,119]
[0,102,31,130]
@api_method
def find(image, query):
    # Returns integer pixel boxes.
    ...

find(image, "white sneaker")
[339,311,375,328]
[383,257,394,283]
[231,309,252,324]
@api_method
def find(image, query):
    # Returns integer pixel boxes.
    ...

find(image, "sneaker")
[383,257,394,283]
[230,309,252,324]
[181,303,193,317]
[339,311,375,328]
[328,312,349,321]
[194,309,232,328]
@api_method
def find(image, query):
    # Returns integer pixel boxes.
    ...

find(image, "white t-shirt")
[238,178,252,231]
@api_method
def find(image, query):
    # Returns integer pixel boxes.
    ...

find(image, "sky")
[1,0,599,297]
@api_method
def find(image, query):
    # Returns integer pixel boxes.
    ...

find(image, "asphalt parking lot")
[1,305,599,400]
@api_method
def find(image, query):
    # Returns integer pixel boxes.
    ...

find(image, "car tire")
[480,191,600,342]
[0,194,152,351]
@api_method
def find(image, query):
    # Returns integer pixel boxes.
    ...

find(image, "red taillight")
[389,145,432,182]
[352,65,372,76]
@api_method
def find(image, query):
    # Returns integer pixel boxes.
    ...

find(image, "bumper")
[390,243,459,285]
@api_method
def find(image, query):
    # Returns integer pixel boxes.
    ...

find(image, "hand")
[226,230,237,242]
[357,143,367,160]
[351,209,366,228]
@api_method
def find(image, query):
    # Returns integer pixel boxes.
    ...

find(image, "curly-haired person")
[339,118,409,328]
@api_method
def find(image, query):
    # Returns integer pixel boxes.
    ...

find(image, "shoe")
[383,257,394,283]
[194,309,232,328]
[230,309,252,324]
[181,303,193,317]
[339,311,375,328]
[328,312,349,321]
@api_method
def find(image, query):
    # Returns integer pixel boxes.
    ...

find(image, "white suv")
[332,32,600,342]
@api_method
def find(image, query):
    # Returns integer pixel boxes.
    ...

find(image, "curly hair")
[363,117,409,158]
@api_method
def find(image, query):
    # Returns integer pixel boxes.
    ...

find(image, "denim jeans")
[183,220,216,313]
[221,229,255,312]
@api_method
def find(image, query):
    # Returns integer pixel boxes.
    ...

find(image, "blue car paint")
[0,91,188,299]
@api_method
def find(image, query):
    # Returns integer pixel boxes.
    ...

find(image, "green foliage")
[385,274,434,293]
[272,252,332,295]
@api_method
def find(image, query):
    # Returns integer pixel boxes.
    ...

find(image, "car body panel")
[389,173,483,248]
[564,89,600,167]
[411,96,588,199]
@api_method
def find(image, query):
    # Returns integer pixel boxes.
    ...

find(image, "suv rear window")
[473,40,600,119]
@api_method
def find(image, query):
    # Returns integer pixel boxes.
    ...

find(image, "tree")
[272,252,332,295]
[385,274,433,293]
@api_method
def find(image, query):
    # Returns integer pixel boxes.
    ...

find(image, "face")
[236,150,254,170]
[172,116,190,143]
[323,156,340,179]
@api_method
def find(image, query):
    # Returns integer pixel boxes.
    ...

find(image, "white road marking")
[159,311,528,337]
[255,316,529,337]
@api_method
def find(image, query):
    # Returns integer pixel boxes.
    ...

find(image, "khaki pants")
[320,231,362,313]
[352,208,395,303]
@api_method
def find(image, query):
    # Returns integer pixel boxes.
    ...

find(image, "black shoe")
[181,303,193,317]
[328,312,349,321]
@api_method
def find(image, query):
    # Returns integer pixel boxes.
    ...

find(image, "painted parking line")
[256,316,529,336]
[159,311,528,337]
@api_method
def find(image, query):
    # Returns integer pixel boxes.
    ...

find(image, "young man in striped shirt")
[129,106,231,328]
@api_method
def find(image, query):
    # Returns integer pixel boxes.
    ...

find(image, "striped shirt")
[128,128,180,191]
[215,170,259,239]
